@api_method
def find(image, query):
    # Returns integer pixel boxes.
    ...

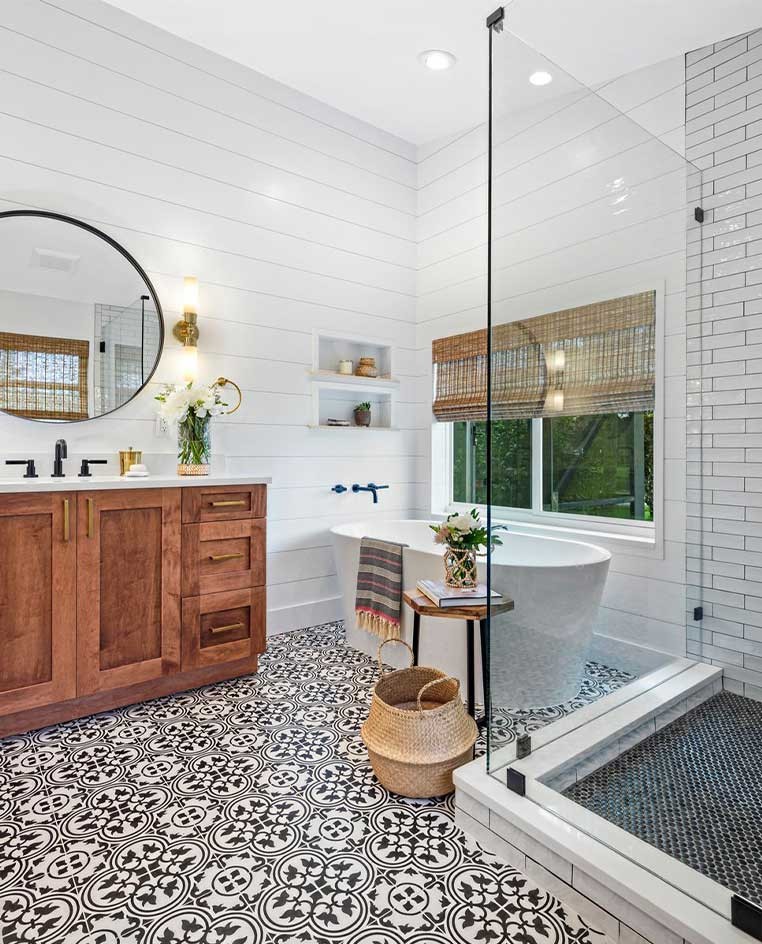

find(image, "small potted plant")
[354,401,372,427]
[430,509,502,588]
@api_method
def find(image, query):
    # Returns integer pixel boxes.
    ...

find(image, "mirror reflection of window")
[0,331,89,421]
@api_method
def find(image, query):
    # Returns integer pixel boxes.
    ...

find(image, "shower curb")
[454,663,756,944]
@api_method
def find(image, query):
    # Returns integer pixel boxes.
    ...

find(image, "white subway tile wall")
[686,29,762,697]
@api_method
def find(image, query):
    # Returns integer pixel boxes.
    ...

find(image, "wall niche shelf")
[308,424,400,432]
[308,369,399,390]
[309,330,398,431]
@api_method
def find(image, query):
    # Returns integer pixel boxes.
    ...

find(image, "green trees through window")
[452,411,653,521]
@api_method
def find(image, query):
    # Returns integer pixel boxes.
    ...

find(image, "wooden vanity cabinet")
[0,482,267,737]
[76,488,182,695]
[0,493,76,716]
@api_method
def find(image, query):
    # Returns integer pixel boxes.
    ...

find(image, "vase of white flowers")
[155,381,227,475]
[430,509,501,589]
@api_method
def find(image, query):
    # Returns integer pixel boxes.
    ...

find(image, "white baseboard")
[266,596,342,636]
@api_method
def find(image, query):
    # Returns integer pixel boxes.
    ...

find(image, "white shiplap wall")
[414,56,692,659]
[0,0,425,634]
[685,29,762,699]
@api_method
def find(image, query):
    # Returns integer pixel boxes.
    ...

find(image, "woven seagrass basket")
[361,639,478,798]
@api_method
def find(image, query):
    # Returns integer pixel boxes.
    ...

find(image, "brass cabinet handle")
[87,498,94,538]
[63,499,70,542]
[210,500,247,507]
[209,622,245,634]
[208,552,245,562]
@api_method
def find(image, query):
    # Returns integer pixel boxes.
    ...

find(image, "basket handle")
[377,637,415,674]
[416,676,460,713]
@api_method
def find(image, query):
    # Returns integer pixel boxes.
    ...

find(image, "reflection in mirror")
[0,212,163,422]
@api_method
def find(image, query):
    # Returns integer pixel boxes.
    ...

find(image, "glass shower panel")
[478,9,755,921]
[94,295,160,413]
[485,21,699,760]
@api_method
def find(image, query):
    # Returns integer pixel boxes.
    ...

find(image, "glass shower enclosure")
[478,5,757,932]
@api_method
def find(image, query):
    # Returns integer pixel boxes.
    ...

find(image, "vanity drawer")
[182,485,266,523]
[182,518,265,596]
[182,587,265,670]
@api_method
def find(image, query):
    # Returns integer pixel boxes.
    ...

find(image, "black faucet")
[5,459,38,478]
[352,482,389,504]
[52,439,68,478]
[79,459,108,478]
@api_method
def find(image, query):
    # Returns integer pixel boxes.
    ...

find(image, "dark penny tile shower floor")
[565,691,762,905]
[0,621,630,944]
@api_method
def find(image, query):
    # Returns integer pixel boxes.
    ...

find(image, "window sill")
[444,502,661,557]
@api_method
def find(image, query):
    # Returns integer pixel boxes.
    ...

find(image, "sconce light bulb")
[548,389,564,412]
[183,276,199,315]
[180,343,198,382]
[549,349,565,372]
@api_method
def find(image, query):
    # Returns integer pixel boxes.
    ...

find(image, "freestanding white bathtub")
[330,519,611,710]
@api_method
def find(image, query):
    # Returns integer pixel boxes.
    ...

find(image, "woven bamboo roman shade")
[432,291,656,422]
[0,332,89,420]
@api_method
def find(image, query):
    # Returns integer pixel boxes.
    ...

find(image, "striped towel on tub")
[355,537,407,640]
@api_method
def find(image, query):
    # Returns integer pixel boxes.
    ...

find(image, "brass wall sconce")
[174,276,200,380]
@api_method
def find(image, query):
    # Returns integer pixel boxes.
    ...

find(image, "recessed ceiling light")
[419,49,457,71]
[529,70,553,86]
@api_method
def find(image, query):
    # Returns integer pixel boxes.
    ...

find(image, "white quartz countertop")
[0,473,271,494]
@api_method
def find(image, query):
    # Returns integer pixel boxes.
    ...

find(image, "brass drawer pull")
[87,498,94,538]
[210,500,247,507]
[209,621,245,634]
[208,552,245,562]
[63,499,70,542]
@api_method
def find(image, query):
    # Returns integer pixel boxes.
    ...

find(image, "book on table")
[416,579,502,608]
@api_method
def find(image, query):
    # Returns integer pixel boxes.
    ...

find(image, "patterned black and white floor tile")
[0,621,631,944]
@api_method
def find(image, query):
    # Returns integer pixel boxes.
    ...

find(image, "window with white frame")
[434,292,656,523]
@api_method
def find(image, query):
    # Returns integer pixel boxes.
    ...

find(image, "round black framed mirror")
[0,210,164,423]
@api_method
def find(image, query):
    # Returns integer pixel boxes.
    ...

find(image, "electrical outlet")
[154,415,169,437]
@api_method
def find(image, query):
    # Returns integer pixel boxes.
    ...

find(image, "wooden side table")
[402,590,515,724]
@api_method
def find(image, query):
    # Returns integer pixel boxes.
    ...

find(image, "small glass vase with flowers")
[429,509,502,589]
[155,381,228,475]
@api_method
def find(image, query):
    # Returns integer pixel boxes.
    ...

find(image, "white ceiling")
[106,0,761,145]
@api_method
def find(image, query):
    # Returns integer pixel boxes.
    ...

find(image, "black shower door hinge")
[486,7,505,30]
[694,206,705,223]
[693,606,703,622]
[506,768,525,796]
[516,734,531,758]
[732,895,762,941]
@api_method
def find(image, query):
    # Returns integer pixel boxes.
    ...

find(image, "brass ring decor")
[215,376,242,414]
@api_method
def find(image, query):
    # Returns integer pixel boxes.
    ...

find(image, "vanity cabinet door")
[0,493,76,716]
[77,488,182,695]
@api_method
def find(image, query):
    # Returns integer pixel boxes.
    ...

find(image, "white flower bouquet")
[429,509,499,551]
[156,381,228,474]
